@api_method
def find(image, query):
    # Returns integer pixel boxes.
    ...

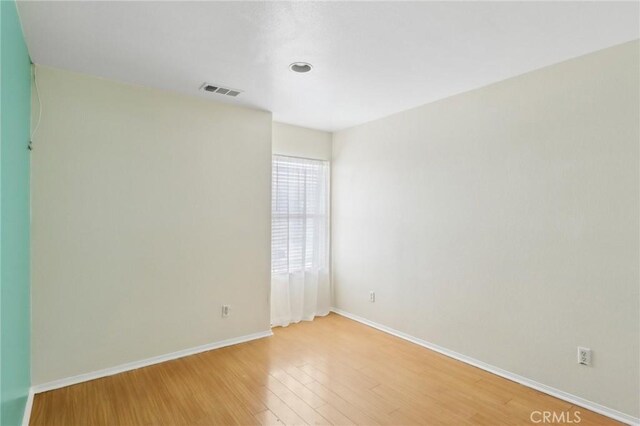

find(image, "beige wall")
[332,41,639,417]
[272,122,332,160]
[31,66,272,385]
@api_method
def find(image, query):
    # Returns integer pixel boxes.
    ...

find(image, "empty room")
[1,1,639,425]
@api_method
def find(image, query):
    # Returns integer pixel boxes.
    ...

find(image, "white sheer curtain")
[271,155,330,327]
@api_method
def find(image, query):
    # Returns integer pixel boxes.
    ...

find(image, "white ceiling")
[17,1,640,132]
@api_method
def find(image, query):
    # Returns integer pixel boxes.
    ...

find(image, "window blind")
[271,155,329,274]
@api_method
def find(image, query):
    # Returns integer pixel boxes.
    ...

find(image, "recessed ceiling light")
[289,62,313,73]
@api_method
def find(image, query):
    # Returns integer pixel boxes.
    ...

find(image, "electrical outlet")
[577,347,592,366]
[221,305,230,318]
[369,291,375,303]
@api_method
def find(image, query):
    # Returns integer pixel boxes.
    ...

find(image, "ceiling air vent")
[201,83,242,97]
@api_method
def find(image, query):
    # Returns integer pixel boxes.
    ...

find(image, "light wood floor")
[31,313,618,425]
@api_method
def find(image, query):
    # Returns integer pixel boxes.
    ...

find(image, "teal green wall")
[0,1,31,425]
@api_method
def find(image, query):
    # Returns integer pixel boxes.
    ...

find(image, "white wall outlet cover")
[578,347,592,365]
[221,305,230,318]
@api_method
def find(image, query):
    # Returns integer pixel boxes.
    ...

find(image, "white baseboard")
[31,330,273,394]
[331,307,639,426]
[21,387,34,426]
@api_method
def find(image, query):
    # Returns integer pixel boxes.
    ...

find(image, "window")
[271,155,329,275]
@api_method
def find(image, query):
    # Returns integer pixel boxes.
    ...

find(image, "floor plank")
[30,313,621,425]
